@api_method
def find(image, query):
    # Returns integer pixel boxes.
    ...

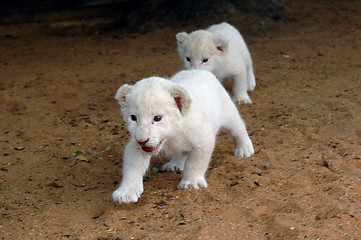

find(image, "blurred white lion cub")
[113,70,254,204]
[176,22,255,104]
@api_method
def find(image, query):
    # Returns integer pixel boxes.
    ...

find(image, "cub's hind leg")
[162,155,187,172]
[229,117,254,158]
[221,94,254,157]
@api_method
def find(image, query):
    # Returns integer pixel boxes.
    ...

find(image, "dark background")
[0,0,282,33]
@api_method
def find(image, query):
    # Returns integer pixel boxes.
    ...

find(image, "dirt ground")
[1,1,360,239]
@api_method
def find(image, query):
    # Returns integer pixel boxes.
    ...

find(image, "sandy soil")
[1,1,360,239]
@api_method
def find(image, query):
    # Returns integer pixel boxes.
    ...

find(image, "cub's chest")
[162,133,193,155]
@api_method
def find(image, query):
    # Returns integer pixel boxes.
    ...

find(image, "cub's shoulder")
[207,22,238,33]
[171,70,219,86]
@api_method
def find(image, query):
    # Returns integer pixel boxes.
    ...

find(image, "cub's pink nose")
[137,138,149,145]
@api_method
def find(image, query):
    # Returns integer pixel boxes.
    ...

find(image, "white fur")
[176,22,256,104]
[112,70,254,204]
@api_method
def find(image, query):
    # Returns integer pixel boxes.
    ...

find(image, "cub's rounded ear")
[169,85,191,115]
[115,84,132,109]
[213,37,228,53]
[176,32,188,46]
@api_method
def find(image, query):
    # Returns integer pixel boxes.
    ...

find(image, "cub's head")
[115,77,191,154]
[176,30,228,72]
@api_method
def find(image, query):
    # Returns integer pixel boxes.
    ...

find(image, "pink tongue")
[141,145,154,152]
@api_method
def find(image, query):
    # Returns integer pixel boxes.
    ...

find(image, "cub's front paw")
[232,94,252,104]
[112,186,143,204]
[234,142,254,158]
[177,177,207,190]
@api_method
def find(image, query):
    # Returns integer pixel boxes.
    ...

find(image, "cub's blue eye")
[130,115,137,121]
[186,57,191,62]
[154,115,162,122]
[202,58,208,63]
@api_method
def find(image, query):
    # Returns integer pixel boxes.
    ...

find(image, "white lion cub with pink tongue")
[176,22,256,104]
[113,70,254,204]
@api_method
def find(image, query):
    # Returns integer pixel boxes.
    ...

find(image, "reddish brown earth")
[0,1,360,239]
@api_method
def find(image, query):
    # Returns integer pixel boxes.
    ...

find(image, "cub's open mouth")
[141,141,162,153]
